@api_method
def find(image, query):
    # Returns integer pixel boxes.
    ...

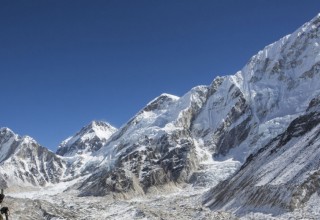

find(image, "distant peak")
[73,121,117,141]
[0,128,16,139]
[21,135,37,144]
[144,93,179,112]
[57,120,117,156]
[86,121,116,131]
[0,127,14,134]
[148,93,179,105]
[159,93,180,100]
[88,121,100,129]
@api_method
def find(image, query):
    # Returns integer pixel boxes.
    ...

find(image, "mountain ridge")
[0,13,320,219]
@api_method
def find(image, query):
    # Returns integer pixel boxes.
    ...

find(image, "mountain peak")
[143,93,179,112]
[149,93,179,103]
[1,13,320,219]
[56,121,117,156]
[87,120,115,130]
[21,135,37,145]
[0,128,18,144]
[0,127,14,135]
[160,93,179,99]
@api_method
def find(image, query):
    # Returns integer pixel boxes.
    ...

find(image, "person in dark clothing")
[0,191,9,220]
[0,193,4,220]
[0,193,4,203]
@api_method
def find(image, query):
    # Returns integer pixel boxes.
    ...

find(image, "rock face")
[193,13,320,162]
[0,128,67,187]
[79,13,320,204]
[203,97,320,215]
[1,13,320,217]
[192,76,253,159]
[78,91,209,196]
[0,121,117,188]
[202,13,320,214]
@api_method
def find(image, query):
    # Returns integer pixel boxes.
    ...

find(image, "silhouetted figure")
[0,190,9,220]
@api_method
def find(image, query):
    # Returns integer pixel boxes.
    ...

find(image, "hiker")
[0,191,9,220]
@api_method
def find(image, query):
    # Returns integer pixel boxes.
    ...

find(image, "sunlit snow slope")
[0,12,319,219]
[77,13,320,200]
[203,13,320,215]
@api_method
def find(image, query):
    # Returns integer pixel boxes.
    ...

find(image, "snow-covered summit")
[0,127,67,188]
[193,12,320,162]
[239,12,320,121]
[0,127,14,134]
[57,121,117,156]
[79,12,320,196]
[78,85,212,196]
[201,13,320,216]
[1,13,320,219]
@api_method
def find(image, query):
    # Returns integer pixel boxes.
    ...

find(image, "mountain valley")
[1,13,320,220]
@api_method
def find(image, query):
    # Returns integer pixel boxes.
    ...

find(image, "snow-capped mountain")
[78,13,320,202]
[0,128,67,188]
[202,13,320,215]
[203,95,320,215]
[57,121,118,179]
[0,121,117,189]
[57,121,117,156]
[0,13,319,219]
[193,13,320,162]
[78,91,211,196]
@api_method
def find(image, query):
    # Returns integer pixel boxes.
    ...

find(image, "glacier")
[0,13,320,220]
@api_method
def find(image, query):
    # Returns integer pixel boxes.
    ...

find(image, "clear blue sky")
[1,0,319,151]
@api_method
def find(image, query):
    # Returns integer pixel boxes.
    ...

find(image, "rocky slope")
[0,128,67,188]
[0,121,117,189]
[193,13,320,161]
[202,13,320,216]
[0,12,319,219]
[78,14,320,200]
[203,95,320,216]
[78,91,211,196]
[55,121,118,178]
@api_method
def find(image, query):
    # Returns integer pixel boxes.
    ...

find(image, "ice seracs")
[1,12,320,220]
[203,97,320,215]
[202,13,320,216]
[78,13,320,211]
